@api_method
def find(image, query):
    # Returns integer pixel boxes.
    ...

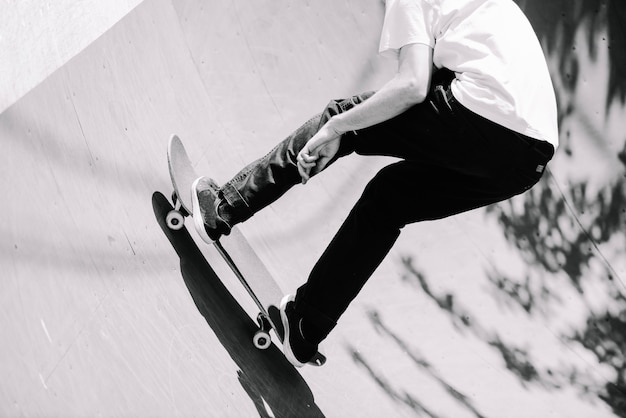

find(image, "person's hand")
[296,122,343,184]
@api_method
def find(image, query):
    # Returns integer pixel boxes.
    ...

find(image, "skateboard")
[166,134,326,366]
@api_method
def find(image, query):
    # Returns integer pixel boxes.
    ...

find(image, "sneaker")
[280,294,319,368]
[191,176,231,243]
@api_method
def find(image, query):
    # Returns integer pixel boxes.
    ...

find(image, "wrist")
[327,115,349,135]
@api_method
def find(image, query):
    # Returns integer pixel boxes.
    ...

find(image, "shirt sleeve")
[379,0,436,59]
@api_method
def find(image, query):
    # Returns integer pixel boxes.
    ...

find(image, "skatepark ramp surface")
[2,0,625,416]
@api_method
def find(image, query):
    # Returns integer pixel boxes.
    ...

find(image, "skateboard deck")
[166,134,326,366]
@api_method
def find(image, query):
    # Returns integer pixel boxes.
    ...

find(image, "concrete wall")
[0,0,143,113]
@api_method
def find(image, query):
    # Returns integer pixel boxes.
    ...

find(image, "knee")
[320,92,376,126]
[351,165,409,230]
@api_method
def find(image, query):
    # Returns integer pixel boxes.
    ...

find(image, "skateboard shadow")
[152,192,325,418]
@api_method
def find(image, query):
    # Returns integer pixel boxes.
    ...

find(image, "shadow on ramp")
[152,192,324,418]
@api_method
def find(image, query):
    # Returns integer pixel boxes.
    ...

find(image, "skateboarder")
[191,0,559,367]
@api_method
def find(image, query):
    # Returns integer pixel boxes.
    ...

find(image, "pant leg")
[293,73,556,342]
[216,92,374,226]
[294,154,549,342]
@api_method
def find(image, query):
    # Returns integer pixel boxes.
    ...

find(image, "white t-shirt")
[379,0,559,148]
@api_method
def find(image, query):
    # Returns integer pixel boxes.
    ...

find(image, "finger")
[301,153,319,163]
[298,152,318,164]
[297,162,311,184]
[297,154,318,176]
[299,160,316,169]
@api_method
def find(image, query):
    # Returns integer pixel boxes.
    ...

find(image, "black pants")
[217,69,555,342]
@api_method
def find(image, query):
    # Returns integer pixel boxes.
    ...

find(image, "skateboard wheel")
[253,330,271,350]
[166,210,185,230]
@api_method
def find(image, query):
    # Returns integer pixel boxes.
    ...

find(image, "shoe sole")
[280,294,306,368]
[191,177,217,244]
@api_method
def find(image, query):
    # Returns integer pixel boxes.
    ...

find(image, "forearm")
[326,43,434,134]
[327,75,427,134]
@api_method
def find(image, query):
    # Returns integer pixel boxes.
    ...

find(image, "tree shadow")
[352,309,489,418]
[483,170,626,416]
[494,2,626,415]
[347,346,442,418]
[517,0,626,107]
[572,310,626,415]
[399,256,559,390]
[486,174,626,292]
[152,192,324,418]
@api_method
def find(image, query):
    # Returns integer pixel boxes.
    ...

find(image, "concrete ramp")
[2,0,624,416]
